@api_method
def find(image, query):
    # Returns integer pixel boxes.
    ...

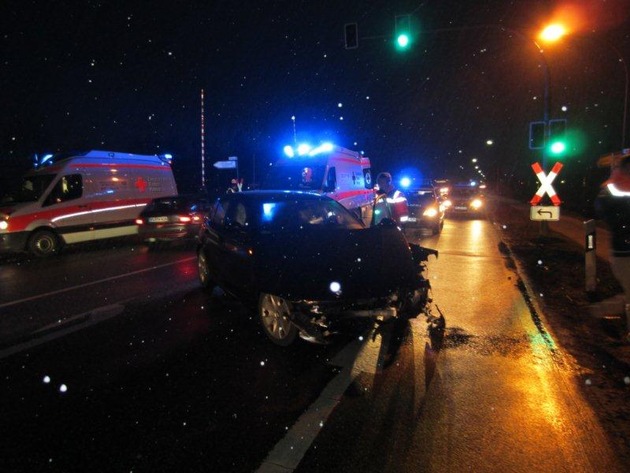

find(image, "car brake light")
[135,218,144,225]
[178,216,192,223]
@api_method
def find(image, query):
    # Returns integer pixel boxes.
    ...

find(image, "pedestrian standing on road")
[372,172,409,225]
[595,150,630,343]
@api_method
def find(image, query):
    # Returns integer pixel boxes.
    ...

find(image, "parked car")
[403,187,445,234]
[444,185,485,217]
[135,194,210,246]
[197,190,434,346]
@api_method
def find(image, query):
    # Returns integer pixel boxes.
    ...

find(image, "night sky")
[2,0,630,198]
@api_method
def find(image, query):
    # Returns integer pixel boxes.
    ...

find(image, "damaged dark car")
[197,190,437,346]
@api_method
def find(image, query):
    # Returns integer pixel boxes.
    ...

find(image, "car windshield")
[146,196,193,212]
[407,191,436,206]
[256,197,364,231]
[451,187,480,198]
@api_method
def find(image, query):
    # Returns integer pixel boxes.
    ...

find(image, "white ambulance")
[0,150,178,257]
[262,143,374,219]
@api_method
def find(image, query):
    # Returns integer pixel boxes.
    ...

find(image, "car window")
[210,199,228,228]
[258,198,363,231]
[43,174,83,206]
[225,201,249,228]
[148,197,191,212]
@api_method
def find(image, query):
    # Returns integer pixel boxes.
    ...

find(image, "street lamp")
[539,23,629,149]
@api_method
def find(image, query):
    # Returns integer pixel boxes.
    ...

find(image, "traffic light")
[529,121,545,150]
[344,23,358,50]
[548,119,567,156]
[395,15,412,51]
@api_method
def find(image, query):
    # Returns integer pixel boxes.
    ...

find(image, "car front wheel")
[258,293,298,346]
[197,250,215,292]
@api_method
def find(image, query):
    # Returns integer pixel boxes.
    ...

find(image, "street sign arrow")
[213,160,237,169]
[530,205,560,221]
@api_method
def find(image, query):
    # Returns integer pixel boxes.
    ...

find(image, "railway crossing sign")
[530,161,563,206]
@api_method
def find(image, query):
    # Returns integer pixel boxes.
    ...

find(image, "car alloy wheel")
[197,250,214,292]
[258,293,298,346]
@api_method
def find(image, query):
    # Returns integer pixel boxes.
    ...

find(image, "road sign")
[530,206,560,221]
[213,160,237,169]
[530,161,563,206]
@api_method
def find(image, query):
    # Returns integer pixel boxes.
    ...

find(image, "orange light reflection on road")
[470,220,483,240]
[523,336,565,432]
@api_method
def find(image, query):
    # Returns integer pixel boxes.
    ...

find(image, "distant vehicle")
[445,185,485,217]
[0,150,177,257]
[261,143,373,220]
[197,190,436,346]
[135,194,210,247]
[404,187,445,234]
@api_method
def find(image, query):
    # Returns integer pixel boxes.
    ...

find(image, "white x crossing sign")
[530,161,563,206]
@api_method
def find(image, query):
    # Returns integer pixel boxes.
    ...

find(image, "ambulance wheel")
[258,293,298,346]
[28,229,61,257]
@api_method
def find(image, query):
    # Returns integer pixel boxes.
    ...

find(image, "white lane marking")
[0,304,125,360]
[0,257,196,309]
[256,325,387,472]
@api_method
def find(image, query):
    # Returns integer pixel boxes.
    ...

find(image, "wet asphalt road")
[0,214,626,472]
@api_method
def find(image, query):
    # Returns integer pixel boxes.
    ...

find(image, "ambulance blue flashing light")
[309,142,334,156]
[283,145,295,158]
[400,177,412,189]
[283,142,336,158]
[39,154,54,167]
[297,144,312,156]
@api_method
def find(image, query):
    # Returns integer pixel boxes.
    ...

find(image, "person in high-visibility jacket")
[372,172,409,226]
[595,150,630,343]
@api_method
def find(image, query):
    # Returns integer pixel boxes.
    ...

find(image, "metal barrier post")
[584,219,597,293]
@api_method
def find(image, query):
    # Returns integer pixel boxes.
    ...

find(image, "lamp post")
[539,24,629,150]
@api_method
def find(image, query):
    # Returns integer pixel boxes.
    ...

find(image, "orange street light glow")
[539,24,567,42]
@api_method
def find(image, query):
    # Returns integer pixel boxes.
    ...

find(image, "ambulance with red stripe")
[262,143,374,220]
[0,150,177,257]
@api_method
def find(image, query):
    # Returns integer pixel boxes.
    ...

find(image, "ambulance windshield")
[263,164,326,191]
[2,174,56,204]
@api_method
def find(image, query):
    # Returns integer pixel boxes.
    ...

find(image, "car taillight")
[135,218,144,225]
[178,216,192,223]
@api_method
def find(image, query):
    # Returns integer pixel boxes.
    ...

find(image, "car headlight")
[470,199,483,210]
[423,207,438,218]
[0,219,8,231]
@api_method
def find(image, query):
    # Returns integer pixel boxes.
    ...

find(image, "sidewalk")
[493,196,625,319]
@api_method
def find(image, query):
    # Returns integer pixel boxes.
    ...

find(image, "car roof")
[221,190,327,201]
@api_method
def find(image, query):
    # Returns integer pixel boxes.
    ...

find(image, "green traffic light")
[397,34,410,48]
[549,141,566,155]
